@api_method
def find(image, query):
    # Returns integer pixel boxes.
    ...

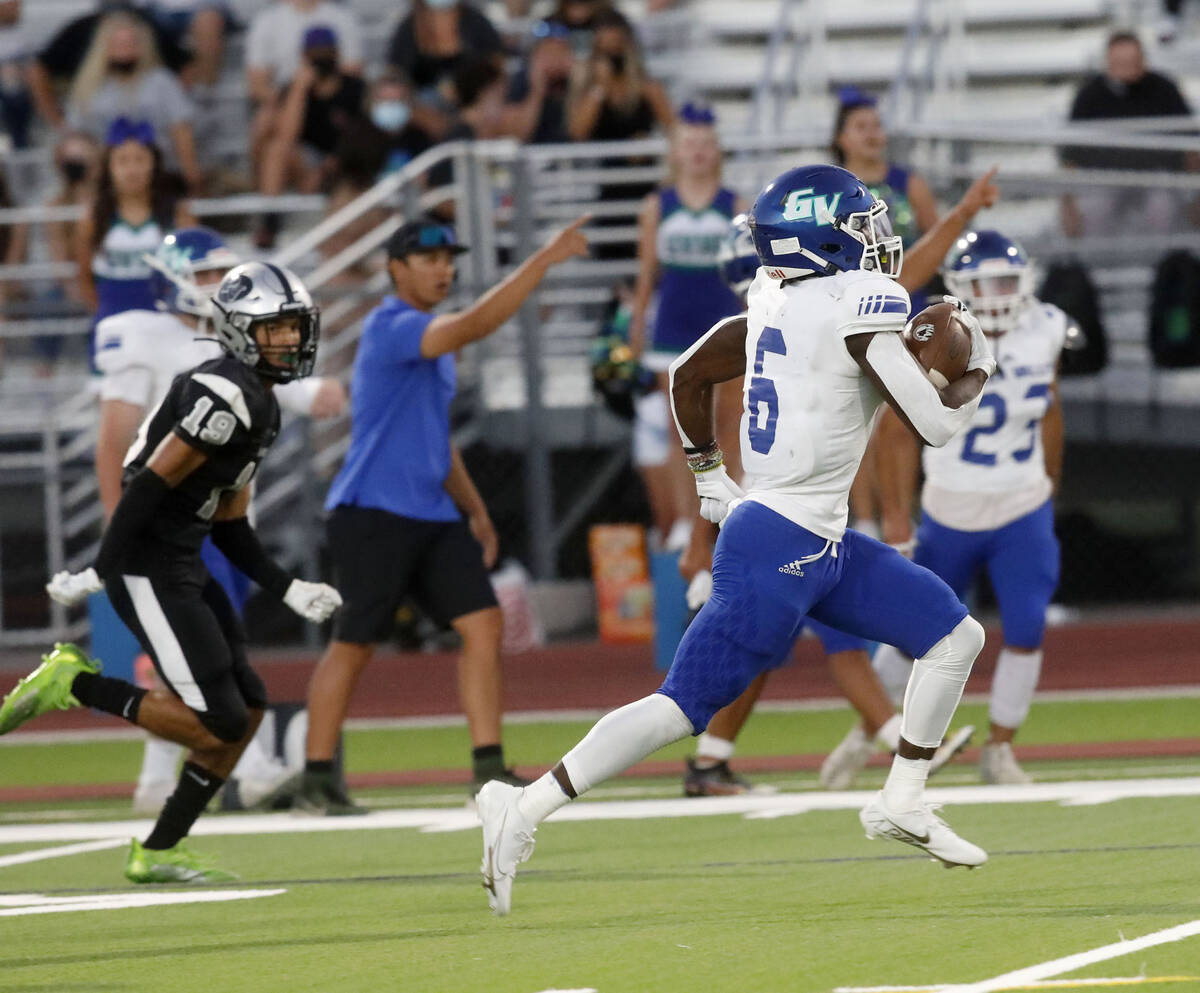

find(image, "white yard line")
[0,778,1199,847]
[0,888,285,917]
[4,687,1200,745]
[0,838,126,868]
[937,921,1200,993]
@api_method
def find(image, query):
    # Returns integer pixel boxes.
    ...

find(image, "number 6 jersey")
[122,354,281,557]
[921,301,1067,532]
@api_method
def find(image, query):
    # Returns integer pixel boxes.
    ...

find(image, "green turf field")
[1,788,1199,993]
[1,694,1198,993]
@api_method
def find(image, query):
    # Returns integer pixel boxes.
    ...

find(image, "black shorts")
[326,506,498,644]
[106,557,268,722]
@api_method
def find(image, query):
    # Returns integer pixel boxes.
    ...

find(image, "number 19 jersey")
[739,268,910,541]
[921,301,1066,531]
[123,355,280,559]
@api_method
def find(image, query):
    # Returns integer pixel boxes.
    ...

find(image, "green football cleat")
[0,642,100,735]
[124,838,239,884]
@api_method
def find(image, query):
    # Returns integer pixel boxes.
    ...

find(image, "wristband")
[685,441,724,475]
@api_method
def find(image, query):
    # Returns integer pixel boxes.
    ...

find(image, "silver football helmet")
[210,261,320,383]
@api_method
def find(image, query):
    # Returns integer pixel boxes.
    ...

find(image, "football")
[901,301,972,388]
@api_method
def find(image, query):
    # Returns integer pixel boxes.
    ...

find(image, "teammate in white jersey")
[94,227,346,813]
[474,165,999,915]
[863,230,1066,785]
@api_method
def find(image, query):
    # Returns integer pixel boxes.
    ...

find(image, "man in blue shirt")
[299,214,589,814]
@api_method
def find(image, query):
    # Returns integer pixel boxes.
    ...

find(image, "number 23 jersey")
[921,301,1067,532]
[122,354,281,557]
[739,267,910,541]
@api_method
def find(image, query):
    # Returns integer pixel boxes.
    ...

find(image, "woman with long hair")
[75,118,194,338]
[628,103,746,550]
[66,10,201,192]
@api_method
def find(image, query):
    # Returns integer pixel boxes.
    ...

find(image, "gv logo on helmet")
[912,322,935,341]
[781,188,842,225]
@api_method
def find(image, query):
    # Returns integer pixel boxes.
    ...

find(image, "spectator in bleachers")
[29,3,191,132]
[255,26,366,248]
[332,72,434,193]
[386,0,503,135]
[546,0,631,57]
[1060,31,1194,237]
[29,132,100,375]
[568,10,673,259]
[76,118,194,341]
[245,0,364,182]
[627,102,745,550]
[131,0,230,88]
[504,19,575,144]
[0,0,32,149]
[63,10,202,193]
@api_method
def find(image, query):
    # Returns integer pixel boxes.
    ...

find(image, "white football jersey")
[921,300,1067,531]
[94,309,320,417]
[740,268,910,541]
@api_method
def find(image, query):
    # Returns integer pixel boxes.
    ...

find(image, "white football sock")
[874,713,902,753]
[137,735,183,787]
[900,615,985,749]
[518,772,571,824]
[882,755,930,813]
[872,643,913,709]
[695,732,735,763]
[989,647,1042,730]
[560,694,694,798]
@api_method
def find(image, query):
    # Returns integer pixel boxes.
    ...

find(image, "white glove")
[46,567,104,607]
[685,569,714,611]
[693,464,745,525]
[283,579,343,623]
[944,295,996,378]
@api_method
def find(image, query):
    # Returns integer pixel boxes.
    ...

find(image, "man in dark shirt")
[1061,31,1196,237]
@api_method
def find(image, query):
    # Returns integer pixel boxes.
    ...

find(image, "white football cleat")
[980,741,1032,785]
[929,725,975,777]
[819,723,874,790]
[478,780,537,916]
[859,792,987,868]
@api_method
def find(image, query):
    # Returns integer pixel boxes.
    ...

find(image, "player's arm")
[1042,377,1063,496]
[418,217,590,359]
[668,314,748,523]
[443,444,498,568]
[846,330,987,448]
[872,406,922,546]
[89,433,207,582]
[898,168,999,292]
[668,314,748,448]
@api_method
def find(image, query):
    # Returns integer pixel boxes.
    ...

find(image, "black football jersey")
[122,355,280,555]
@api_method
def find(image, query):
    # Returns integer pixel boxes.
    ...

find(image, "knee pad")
[198,705,249,744]
[919,614,984,679]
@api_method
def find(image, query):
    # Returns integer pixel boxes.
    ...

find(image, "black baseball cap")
[386,219,469,259]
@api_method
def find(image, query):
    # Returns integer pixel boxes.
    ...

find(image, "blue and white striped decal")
[856,294,908,316]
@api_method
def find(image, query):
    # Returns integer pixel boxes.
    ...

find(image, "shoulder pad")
[189,370,253,429]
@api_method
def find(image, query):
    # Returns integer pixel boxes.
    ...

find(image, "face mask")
[60,160,88,183]
[606,52,627,75]
[371,100,411,133]
[108,59,138,75]
[310,55,338,77]
[424,0,457,9]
